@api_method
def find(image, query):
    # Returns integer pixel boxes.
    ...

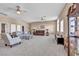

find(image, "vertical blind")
[11,24,21,33]
[60,20,64,32]
[17,25,21,31]
[11,24,16,33]
[57,19,59,32]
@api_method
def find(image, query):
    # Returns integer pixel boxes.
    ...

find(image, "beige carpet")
[0,35,67,56]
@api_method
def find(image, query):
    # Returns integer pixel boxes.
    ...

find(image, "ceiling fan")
[7,5,27,15]
[40,16,46,20]
[16,5,26,15]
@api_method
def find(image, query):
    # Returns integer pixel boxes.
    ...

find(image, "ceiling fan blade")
[41,17,43,20]
[7,7,16,11]
[40,16,46,20]
[23,10,27,12]
[0,12,7,16]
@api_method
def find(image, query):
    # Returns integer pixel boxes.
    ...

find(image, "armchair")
[1,33,21,48]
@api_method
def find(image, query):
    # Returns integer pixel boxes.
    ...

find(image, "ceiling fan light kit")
[16,10,21,15]
[16,5,21,15]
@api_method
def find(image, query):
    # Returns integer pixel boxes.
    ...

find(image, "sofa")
[16,31,32,40]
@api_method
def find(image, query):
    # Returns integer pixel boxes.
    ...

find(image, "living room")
[0,1,79,59]
[0,3,67,56]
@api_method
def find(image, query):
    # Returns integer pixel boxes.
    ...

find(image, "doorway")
[1,23,5,33]
[22,26,24,33]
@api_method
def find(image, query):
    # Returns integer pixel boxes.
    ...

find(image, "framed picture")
[40,25,45,29]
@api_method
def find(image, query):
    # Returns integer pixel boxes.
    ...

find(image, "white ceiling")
[0,3,65,23]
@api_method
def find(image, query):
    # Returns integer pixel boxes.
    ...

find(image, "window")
[17,25,21,31]
[69,17,76,36]
[57,19,59,32]
[60,20,64,32]
[11,24,16,33]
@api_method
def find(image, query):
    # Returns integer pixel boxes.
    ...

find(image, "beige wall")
[58,4,73,54]
[30,21,57,35]
[0,16,29,34]
[58,3,72,38]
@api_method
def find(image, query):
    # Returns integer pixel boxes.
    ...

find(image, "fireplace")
[33,30,45,36]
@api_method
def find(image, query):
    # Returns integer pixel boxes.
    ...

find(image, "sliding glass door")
[68,16,76,56]
[68,16,79,56]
